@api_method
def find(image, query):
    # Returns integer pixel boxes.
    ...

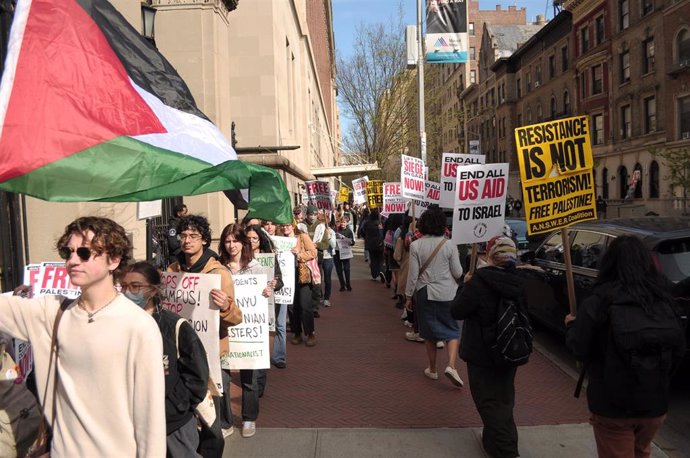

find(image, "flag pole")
[417,0,426,164]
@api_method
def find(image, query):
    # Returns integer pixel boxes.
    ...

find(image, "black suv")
[521,217,690,335]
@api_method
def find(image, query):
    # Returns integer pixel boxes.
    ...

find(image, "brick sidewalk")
[230,244,589,428]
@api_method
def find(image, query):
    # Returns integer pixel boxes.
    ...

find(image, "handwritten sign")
[383,182,407,216]
[352,176,369,204]
[226,274,270,370]
[32,262,80,299]
[401,154,426,200]
[271,236,297,252]
[273,253,295,304]
[338,186,350,203]
[337,238,354,260]
[254,254,276,332]
[451,163,509,244]
[440,153,486,208]
[366,180,384,209]
[305,180,333,213]
[161,272,223,392]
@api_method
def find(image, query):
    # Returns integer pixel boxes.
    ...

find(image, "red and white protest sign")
[451,163,509,244]
[32,262,80,299]
[412,181,442,218]
[401,155,426,200]
[352,176,369,204]
[305,180,333,213]
[440,153,486,209]
[382,182,407,215]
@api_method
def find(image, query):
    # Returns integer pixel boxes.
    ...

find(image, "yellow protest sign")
[515,115,596,235]
[338,185,350,202]
[366,180,384,209]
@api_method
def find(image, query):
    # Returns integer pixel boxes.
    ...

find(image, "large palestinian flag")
[0,0,292,223]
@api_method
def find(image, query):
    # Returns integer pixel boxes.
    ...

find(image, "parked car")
[519,217,690,336]
[505,218,548,253]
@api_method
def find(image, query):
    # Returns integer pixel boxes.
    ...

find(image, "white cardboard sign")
[383,182,407,216]
[400,155,426,200]
[226,274,270,370]
[440,153,486,208]
[352,176,369,205]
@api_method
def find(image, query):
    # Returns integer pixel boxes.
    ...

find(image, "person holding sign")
[334,216,355,292]
[167,215,242,450]
[404,207,464,388]
[0,217,166,456]
[122,261,209,456]
[279,220,318,347]
[218,224,273,438]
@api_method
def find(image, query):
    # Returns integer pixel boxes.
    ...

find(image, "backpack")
[315,226,332,251]
[488,296,533,366]
[602,299,685,413]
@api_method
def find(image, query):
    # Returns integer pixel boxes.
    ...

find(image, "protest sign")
[270,236,297,304]
[383,182,407,215]
[469,140,481,155]
[226,274,270,370]
[451,163,509,244]
[23,264,41,289]
[412,181,442,218]
[305,180,333,213]
[366,180,384,209]
[337,238,354,260]
[400,154,426,200]
[32,262,80,298]
[338,185,350,203]
[254,254,276,332]
[352,176,369,205]
[515,115,596,235]
[440,153,486,208]
[271,235,297,252]
[161,271,223,392]
[15,264,42,379]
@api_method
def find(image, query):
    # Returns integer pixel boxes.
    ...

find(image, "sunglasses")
[58,246,93,262]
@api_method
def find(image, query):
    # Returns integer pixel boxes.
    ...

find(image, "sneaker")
[346,285,352,291]
[323,300,331,307]
[444,366,464,387]
[241,421,256,438]
[306,334,317,347]
[436,341,445,349]
[290,335,303,345]
[403,320,413,328]
[424,368,438,380]
[405,331,424,342]
[222,427,234,438]
[313,310,320,318]
[378,272,386,283]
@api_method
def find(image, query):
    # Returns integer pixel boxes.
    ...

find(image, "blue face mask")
[124,290,148,308]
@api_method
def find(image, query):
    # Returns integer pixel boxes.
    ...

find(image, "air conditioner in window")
[534,81,540,88]
[682,131,690,140]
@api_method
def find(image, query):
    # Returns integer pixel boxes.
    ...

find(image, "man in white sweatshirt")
[0,216,166,457]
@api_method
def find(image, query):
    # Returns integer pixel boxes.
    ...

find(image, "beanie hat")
[486,235,517,268]
[306,205,318,214]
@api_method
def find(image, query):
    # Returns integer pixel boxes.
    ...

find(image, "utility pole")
[417,0,426,163]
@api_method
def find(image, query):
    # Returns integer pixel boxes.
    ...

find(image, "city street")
[223,240,682,457]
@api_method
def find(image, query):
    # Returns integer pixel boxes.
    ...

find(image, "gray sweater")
[405,235,463,301]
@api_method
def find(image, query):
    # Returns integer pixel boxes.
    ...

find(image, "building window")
[621,104,631,139]
[619,51,630,83]
[592,64,603,94]
[602,167,609,199]
[643,38,655,73]
[526,73,531,92]
[549,55,556,78]
[470,70,476,84]
[551,97,557,119]
[580,26,590,54]
[469,22,475,36]
[536,65,542,86]
[618,165,629,199]
[619,0,629,30]
[470,47,476,60]
[537,104,543,122]
[642,0,654,16]
[633,163,643,198]
[679,95,690,139]
[593,113,604,144]
[644,96,656,133]
[562,45,569,71]
[517,113,522,126]
[527,107,532,123]
[649,161,659,198]
[580,73,586,99]
[596,15,605,45]
[516,78,521,98]
[678,29,690,65]
[563,91,570,114]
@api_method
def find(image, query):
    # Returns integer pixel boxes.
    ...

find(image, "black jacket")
[451,266,527,367]
[153,308,210,434]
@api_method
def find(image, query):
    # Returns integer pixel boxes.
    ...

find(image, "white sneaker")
[405,331,424,342]
[403,320,413,328]
[241,421,256,438]
[436,341,445,349]
[444,366,464,387]
[222,427,234,438]
[424,367,438,380]
[323,299,331,307]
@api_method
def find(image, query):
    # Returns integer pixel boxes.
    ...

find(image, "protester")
[564,235,685,458]
[404,207,463,387]
[596,195,608,219]
[303,205,324,316]
[280,220,318,346]
[393,215,413,309]
[167,214,243,452]
[357,207,370,261]
[313,212,336,307]
[452,235,527,458]
[218,223,274,438]
[343,201,355,233]
[0,216,166,456]
[122,261,209,456]
[167,203,189,264]
[362,209,385,282]
[334,216,355,292]
[383,214,403,291]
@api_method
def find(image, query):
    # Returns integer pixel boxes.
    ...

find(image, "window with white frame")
[620,50,630,83]
[619,0,629,30]
[593,113,604,144]
[644,96,656,133]
[643,38,655,73]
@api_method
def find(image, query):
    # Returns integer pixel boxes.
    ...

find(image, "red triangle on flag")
[0,0,165,181]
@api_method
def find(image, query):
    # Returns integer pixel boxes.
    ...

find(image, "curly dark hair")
[56,216,132,276]
[417,206,446,236]
[176,215,212,246]
[218,223,254,268]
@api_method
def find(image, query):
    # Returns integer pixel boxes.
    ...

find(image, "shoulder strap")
[174,318,186,359]
[418,238,447,277]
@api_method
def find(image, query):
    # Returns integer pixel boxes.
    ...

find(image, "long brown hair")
[218,223,254,268]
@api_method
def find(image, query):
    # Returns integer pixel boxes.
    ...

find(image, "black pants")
[334,253,351,288]
[369,248,383,279]
[467,364,519,458]
[289,283,314,336]
[197,395,224,458]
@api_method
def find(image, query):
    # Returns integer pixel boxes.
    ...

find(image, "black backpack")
[601,299,686,413]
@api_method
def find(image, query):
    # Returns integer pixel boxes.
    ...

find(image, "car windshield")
[655,238,690,282]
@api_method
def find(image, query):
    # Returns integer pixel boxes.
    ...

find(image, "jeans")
[320,257,334,300]
[334,253,351,288]
[240,369,263,422]
[271,302,287,365]
[220,369,233,428]
[289,283,314,336]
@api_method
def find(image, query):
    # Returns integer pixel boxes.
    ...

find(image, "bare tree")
[651,146,690,215]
